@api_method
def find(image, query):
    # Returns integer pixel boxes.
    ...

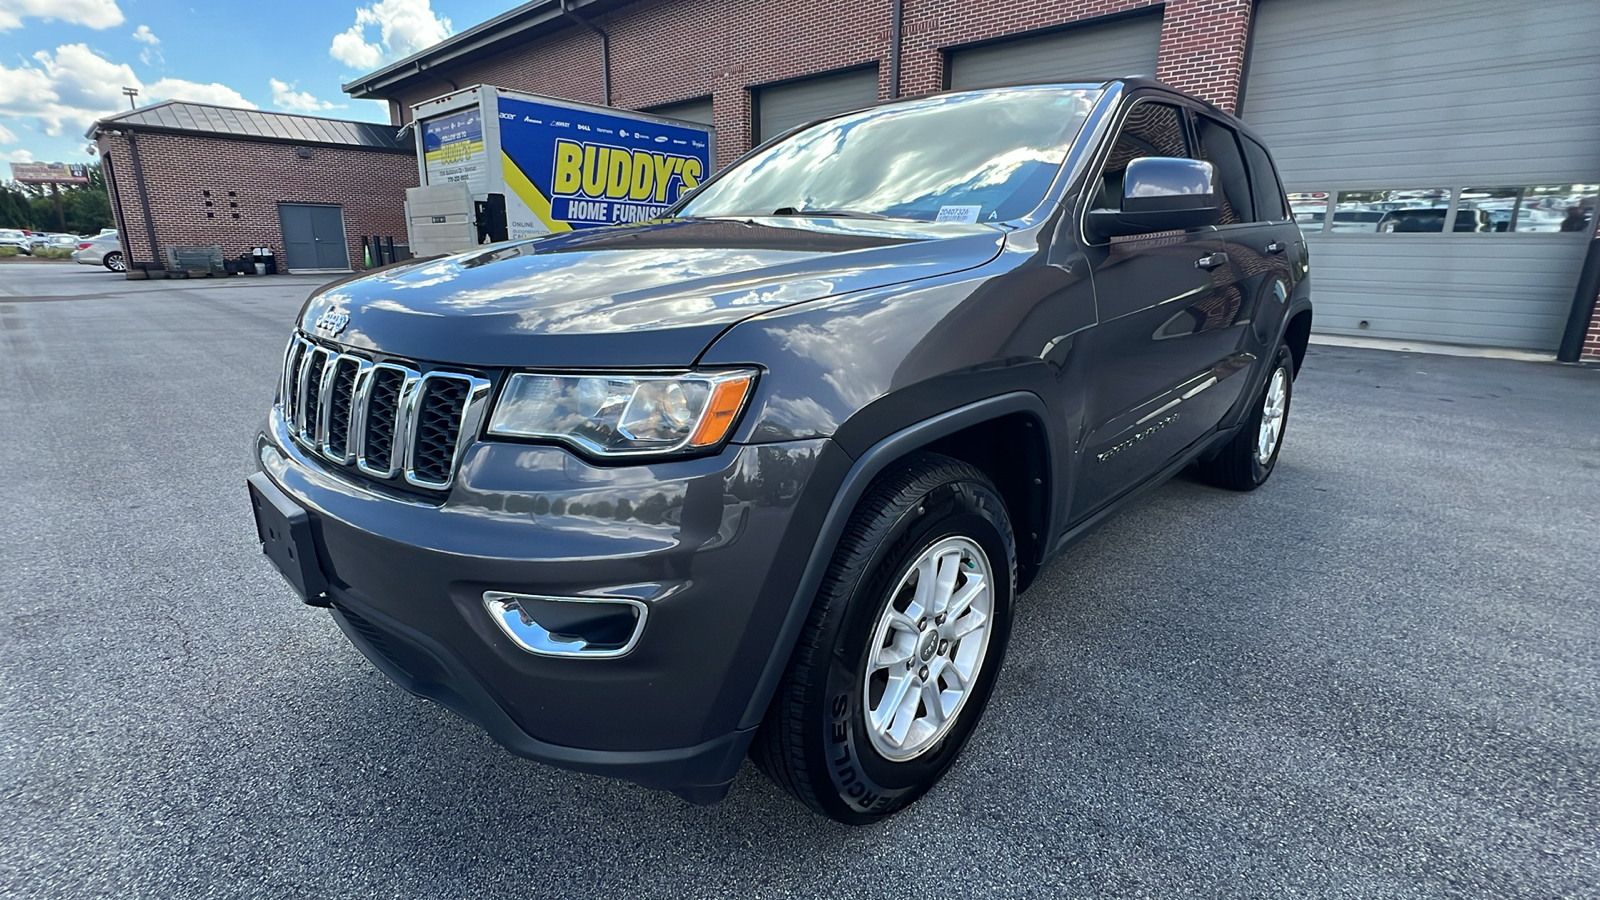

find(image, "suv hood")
[300,217,1005,368]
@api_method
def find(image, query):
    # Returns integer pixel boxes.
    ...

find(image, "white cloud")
[131,23,163,65]
[0,44,138,136]
[0,123,16,144]
[330,0,451,70]
[0,44,255,138]
[3,148,36,163]
[270,78,343,113]
[0,0,124,31]
[145,78,257,109]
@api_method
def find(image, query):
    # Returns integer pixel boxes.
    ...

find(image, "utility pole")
[122,87,139,110]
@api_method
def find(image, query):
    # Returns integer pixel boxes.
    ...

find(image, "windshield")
[677,87,1101,224]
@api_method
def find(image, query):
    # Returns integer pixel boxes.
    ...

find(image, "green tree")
[2,164,114,234]
[0,186,31,229]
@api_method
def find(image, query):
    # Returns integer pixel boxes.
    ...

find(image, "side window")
[1242,137,1289,222]
[1192,114,1253,225]
[1093,101,1189,210]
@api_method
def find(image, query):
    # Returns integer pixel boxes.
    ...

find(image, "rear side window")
[1242,137,1289,221]
[1093,101,1189,210]
[1192,114,1254,225]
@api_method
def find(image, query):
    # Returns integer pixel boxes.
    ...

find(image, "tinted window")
[677,87,1100,223]
[1242,137,1288,221]
[1192,114,1252,225]
[1093,101,1188,210]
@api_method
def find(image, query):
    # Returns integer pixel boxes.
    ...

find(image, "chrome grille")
[279,336,491,491]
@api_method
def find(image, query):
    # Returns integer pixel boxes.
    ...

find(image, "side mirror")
[1088,157,1221,238]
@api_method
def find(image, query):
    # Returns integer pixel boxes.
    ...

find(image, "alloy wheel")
[1256,365,1289,465]
[863,535,994,761]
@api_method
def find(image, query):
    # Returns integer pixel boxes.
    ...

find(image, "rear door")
[1232,131,1302,352]
[1072,98,1248,520]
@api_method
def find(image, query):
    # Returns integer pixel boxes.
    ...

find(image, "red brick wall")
[1155,0,1252,112]
[384,0,1254,169]
[95,131,417,272]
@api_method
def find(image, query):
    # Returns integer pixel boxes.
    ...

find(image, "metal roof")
[342,0,628,100]
[90,101,410,152]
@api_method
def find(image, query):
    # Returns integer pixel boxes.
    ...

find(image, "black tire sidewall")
[810,477,1014,821]
[103,252,123,272]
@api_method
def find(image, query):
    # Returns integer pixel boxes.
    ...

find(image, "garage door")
[646,97,713,127]
[645,97,716,164]
[754,67,879,144]
[947,12,1162,91]
[1243,0,1600,350]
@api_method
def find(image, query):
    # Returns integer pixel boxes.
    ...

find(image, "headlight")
[487,369,757,457]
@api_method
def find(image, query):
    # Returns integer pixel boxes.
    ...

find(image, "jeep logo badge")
[314,310,349,336]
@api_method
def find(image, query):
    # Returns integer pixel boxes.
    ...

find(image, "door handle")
[1265,241,1287,254]
[1194,252,1229,270]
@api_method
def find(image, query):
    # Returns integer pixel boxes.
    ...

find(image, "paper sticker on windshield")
[936,205,982,224]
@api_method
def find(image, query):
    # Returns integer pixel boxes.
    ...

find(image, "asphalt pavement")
[2,261,1597,898]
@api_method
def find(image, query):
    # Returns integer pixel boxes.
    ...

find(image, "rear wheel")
[752,453,1015,824]
[1198,342,1294,491]
[102,251,125,272]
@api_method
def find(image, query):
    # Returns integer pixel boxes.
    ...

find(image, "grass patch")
[0,246,17,258]
[34,247,75,259]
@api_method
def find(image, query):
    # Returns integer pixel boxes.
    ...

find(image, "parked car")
[1376,207,1491,233]
[28,232,78,251]
[248,80,1313,824]
[71,232,124,271]
[0,228,32,255]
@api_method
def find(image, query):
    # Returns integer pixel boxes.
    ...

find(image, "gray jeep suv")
[249,79,1312,824]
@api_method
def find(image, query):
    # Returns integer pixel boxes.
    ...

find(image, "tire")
[752,452,1016,824]
[1198,342,1294,491]
[102,252,125,272]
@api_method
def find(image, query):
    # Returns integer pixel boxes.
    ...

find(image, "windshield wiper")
[770,207,895,220]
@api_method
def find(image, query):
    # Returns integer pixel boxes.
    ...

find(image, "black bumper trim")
[328,591,754,804]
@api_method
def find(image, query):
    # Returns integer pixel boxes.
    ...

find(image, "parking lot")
[2,262,1597,898]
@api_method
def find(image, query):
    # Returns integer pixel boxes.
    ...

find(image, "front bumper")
[254,407,846,801]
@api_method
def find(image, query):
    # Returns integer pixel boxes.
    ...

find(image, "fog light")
[483,592,647,659]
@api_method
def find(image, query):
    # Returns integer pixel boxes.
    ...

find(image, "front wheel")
[752,453,1015,824]
[102,251,125,272]
[1198,342,1294,491]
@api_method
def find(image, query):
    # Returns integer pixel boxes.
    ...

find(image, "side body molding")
[737,390,1055,730]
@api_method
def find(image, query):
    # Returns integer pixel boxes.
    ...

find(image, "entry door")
[279,203,349,271]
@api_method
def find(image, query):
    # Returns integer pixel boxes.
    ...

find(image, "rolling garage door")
[947,12,1162,91]
[647,97,713,127]
[645,97,716,164]
[1243,0,1600,350]
[754,67,879,144]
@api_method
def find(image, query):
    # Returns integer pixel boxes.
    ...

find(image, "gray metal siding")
[755,68,879,143]
[1244,0,1600,187]
[947,14,1162,91]
[1243,0,1600,350]
[1300,235,1589,349]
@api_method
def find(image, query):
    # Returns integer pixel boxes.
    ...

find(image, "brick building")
[91,102,416,276]
[341,0,1600,361]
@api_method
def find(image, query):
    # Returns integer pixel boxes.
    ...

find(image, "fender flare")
[737,390,1053,730]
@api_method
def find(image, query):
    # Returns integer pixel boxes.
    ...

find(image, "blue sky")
[0,0,508,168]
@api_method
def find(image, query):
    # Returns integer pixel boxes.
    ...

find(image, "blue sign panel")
[497,96,712,235]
